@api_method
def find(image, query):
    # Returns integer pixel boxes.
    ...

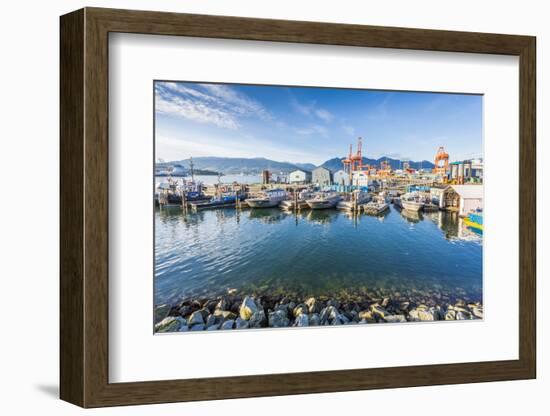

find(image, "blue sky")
[155,81,482,165]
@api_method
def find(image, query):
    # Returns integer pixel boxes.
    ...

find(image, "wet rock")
[295,314,309,327]
[293,304,308,317]
[309,313,320,326]
[305,297,321,314]
[179,324,189,332]
[213,310,237,321]
[221,319,235,330]
[471,306,483,319]
[205,314,218,327]
[327,299,340,309]
[445,310,457,320]
[408,308,435,321]
[190,324,205,331]
[203,299,218,313]
[370,304,388,319]
[155,316,185,333]
[235,317,250,329]
[155,304,171,324]
[399,301,410,312]
[249,310,267,328]
[188,311,205,326]
[178,305,192,317]
[239,296,259,320]
[358,310,376,323]
[319,306,338,324]
[269,310,290,327]
[206,324,220,331]
[384,314,406,323]
[456,311,471,320]
[216,297,229,311]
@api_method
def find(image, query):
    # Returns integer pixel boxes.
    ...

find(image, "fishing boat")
[401,192,424,212]
[362,195,389,215]
[336,190,371,210]
[246,188,288,208]
[190,192,245,211]
[463,212,483,232]
[306,191,343,210]
[279,189,315,210]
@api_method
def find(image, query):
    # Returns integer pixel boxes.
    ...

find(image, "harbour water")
[154,203,483,308]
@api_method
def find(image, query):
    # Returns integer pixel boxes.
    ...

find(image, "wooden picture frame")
[60,7,536,408]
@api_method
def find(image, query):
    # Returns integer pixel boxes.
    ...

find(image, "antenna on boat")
[189,157,195,181]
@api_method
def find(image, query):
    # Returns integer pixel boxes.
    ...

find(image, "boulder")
[206,324,220,331]
[309,313,320,326]
[221,319,235,330]
[190,324,205,331]
[216,297,229,311]
[249,310,267,328]
[205,314,218,327]
[154,304,171,324]
[188,311,205,326]
[305,297,321,314]
[235,317,250,329]
[471,306,483,319]
[293,304,308,317]
[154,316,185,333]
[203,299,218,313]
[456,311,472,320]
[445,310,457,320]
[384,314,407,323]
[239,296,259,320]
[213,310,237,321]
[408,308,435,321]
[269,310,290,327]
[295,314,309,327]
[370,304,388,319]
[358,310,376,323]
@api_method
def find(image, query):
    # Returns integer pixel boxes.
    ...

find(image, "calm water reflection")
[155,206,482,305]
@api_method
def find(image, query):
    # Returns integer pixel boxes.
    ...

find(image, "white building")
[289,169,312,184]
[452,185,483,216]
[333,170,351,186]
[351,170,369,187]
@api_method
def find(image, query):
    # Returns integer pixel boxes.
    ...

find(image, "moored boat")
[336,190,371,210]
[246,188,288,208]
[279,189,315,210]
[306,191,343,210]
[362,196,389,215]
[401,192,424,212]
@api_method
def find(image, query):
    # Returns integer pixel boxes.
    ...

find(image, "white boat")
[336,190,371,210]
[306,191,343,210]
[246,188,288,208]
[279,189,315,210]
[401,192,424,212]
[363,195,390,215]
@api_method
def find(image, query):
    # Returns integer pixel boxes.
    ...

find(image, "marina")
[153,82,484,333]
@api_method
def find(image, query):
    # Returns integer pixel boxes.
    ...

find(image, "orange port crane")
[434,146,449,176]
[350,137,363,171]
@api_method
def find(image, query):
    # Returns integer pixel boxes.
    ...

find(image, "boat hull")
[402,201,423,212]
[306,197,341,210]
[246,199,280,208]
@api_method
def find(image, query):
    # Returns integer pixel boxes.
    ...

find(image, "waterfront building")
[333,169,351,186]
[289,169,312,184]
[312,166,333,186]
[431,184,483,216]
[351,170,370,187]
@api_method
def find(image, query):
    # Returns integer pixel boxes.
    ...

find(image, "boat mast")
[189,156,195,181]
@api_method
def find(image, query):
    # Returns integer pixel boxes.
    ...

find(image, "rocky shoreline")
[154,288,483,333]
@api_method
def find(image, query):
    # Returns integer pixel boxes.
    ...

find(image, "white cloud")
[315,108,334,122]
[342,125,356,136]
[294,125,329,138]
[155,82,272,130]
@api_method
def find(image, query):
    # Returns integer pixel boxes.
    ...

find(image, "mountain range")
[162,156,434,175]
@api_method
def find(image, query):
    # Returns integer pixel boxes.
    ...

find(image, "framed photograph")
[60,7,536,408]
